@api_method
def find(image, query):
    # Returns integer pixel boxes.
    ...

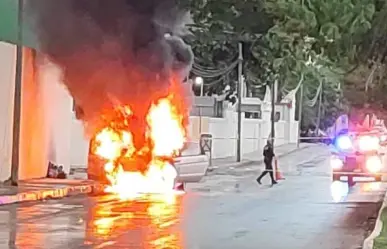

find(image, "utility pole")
[297,84,304,148]
[10,0,24,186]
[236,42,243,162]
[270,79,276,146]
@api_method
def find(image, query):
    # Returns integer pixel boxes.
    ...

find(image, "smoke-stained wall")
[0,41,75,180]
[35,56,74,175]
[18,48,48,180]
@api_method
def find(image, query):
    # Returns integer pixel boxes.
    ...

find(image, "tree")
[343,0,387,118]
[186,0,381,126]
[185,0,273,95]
[259,0,375,127]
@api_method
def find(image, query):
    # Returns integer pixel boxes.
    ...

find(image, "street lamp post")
[194,77,204,137]
[195,76,204,96]
[270,80,277,147]
[297,84,304,148]
[236,42,243,162]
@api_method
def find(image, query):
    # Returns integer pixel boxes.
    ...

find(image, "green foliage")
[186,0,380,127]
[253,0,375,126]
[374,207,387,249]
[186,0,272,94]
[360,0,387,62]
[264,0,374,64]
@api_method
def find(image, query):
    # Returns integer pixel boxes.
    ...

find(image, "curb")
[210,144,313,171]
[0,182,104,206]
[363,192,387,249]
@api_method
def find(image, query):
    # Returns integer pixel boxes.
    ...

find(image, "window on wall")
[274,111,281,122]
[214,101,224,118]
[242,104,262,119]
[245,111,261,119]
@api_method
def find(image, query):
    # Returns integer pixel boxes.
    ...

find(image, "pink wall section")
[18,48,49,180]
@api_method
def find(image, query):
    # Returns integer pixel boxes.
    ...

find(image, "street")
[0,145,386,249]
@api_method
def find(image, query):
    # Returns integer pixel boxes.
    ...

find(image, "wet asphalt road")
[0,145,386,249]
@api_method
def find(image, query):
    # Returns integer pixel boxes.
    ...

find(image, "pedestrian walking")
[257,140,278,185]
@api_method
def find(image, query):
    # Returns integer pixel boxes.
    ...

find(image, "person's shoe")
[271,181,278,185]
[256,178,262,185]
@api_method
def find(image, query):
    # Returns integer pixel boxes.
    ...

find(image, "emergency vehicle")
[331,128,386,185]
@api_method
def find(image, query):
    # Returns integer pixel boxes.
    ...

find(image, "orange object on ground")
[274,158,285,181]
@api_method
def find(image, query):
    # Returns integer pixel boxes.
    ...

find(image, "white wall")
[189,109,298,159]
[38,61,74,174]
[70,117,89,168]
[0,45,78,179]
[0,42,15,181]
[69,99,299,167]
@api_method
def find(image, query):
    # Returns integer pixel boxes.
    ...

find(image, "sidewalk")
[0,178,102,206]
[363,192,387,249]
[209,143,312,170]
[0,143,315,206]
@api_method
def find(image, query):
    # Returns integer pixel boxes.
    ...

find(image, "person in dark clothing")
[257,140,278,185]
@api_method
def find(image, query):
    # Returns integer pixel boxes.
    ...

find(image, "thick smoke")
[27,0,193,135]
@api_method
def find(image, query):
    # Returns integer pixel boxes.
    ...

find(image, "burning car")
[331,131,385,185]
[86,94,209,198]
[88,141,210,193]
[28,0,201,197]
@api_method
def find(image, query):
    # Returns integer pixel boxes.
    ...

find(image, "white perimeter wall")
[0,42,16,181]
[0,42,80,180]
[188,108,298,159]
[70,107,299,167]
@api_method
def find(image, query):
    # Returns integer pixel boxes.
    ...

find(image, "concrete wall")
[69,103,299,166]
[0,42,78,180]
[18,50,75,179]
[18,48,48,180]
[70,118,89,168]
[37,59,74,175]
[0,41,15,181]
[188,108,298,159]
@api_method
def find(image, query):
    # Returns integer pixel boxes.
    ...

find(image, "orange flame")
[92,91,187,200]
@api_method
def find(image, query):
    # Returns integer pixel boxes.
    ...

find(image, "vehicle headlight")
[336,135,352,150]
[331,156,343,170]
[358,136,380,151]
[366,156,382,173]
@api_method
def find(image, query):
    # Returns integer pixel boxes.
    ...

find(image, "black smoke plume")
[26,0,193,135]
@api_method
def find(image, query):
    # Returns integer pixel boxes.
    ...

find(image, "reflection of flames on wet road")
[91,85,187,199]
[85,195,183,248]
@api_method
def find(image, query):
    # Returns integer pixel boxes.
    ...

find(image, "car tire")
[87,173,95,181]
[175,182,185,192]
[332,174,341,182]
[348,176,355,187]
[88,173,109,184]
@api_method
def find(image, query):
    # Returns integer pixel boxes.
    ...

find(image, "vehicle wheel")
[348,176,355,187]
[175,182,185,192]
[332,174,341,182]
